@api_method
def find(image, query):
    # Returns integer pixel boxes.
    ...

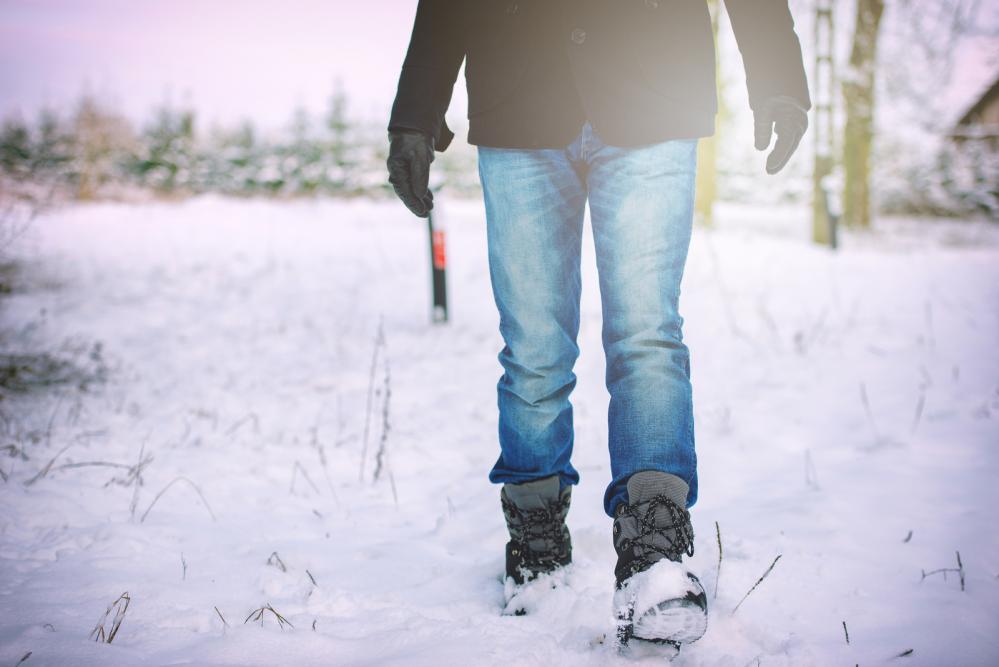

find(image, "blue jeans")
[478,121,699,518]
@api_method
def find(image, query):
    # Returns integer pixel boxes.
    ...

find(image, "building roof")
[955,75,999,127]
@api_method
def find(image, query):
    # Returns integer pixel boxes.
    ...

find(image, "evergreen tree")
[133,104,197,193]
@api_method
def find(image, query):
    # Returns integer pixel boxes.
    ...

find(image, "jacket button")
[645,0,659,7]
[570,28,586,44]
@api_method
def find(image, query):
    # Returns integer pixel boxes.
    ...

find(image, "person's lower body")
[478,121,707,646]
[477,120,698,517]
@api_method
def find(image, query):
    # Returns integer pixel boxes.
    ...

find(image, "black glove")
[387,129,435,217]
[753,96,808,175]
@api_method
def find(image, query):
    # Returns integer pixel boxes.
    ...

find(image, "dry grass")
[89,592,131,643]
[244,603,293,629]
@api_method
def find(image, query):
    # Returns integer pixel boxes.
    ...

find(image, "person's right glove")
[753,96,809,175]
[387,129,435,217]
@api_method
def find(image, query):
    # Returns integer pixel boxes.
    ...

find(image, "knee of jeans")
[603,324,688,374]
[498,344,578,406]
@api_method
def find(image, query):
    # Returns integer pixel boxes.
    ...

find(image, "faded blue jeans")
[479,120,698,518]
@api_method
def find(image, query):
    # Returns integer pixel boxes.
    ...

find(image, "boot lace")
[617,494,694,566]
[502,493,570,559]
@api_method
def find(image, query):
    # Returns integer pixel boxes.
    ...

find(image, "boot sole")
[633,598,708,644]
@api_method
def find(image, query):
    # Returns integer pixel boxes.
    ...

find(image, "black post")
[427,200,448,323]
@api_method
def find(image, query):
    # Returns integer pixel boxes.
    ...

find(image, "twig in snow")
[842,620,850,644]
[312,412,341,506]
[859,382,881,442]
[290,460,320,496]
[52,461,131,473]
[105,439,153,490]
[903,530,913,543]
[714,521,723,600]
[732,555,782,615]
[244,603,293,629]
[139,476,216,523]
[368,326,398,507]
[214,606,229,627]
[893,648,914,658]
[266,551,288,573]
[372,353,392,483]
[89,592,130,643]
[306,569,317,586]
[360,318,387,481]
[44,393,64,448]
[117,440,153,519]
[920,551,965,591]
[910,391,926,436]
[225,412,259,437]
[15,651,32,666]
[388,469,399,507]
[23,442,75,486]
[312,618,317,631]
[181,553,187,581]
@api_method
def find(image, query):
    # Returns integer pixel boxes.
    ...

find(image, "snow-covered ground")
[1,195,997,666]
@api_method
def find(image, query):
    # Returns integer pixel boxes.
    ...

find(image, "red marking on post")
[432,230,447,269]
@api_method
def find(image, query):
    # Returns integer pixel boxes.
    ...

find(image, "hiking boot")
[500,475,572,615]
[612,471,707,649]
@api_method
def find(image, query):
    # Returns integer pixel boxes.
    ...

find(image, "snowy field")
[1,195,997,666]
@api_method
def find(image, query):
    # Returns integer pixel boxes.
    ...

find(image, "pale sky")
[0,0,470,130]
[1,0,995,135]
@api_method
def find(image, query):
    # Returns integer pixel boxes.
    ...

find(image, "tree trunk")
[695,0,724,228]
[842,0,885,229]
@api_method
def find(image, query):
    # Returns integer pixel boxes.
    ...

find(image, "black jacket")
[389,0,810,152]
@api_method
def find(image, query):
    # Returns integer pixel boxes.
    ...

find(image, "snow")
[1,195,998,666]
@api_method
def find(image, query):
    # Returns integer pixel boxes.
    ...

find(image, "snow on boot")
[612,471,707,652]
[500,475,572,616]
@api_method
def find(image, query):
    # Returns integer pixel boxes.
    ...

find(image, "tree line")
[0,88,479,203]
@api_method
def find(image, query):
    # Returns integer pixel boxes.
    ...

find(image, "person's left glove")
[387,129,435,217]
[753,96,808,175]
